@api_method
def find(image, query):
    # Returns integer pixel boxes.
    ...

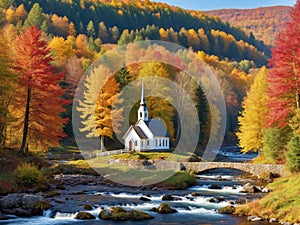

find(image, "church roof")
[133,125,148,139]
[147,118,170,137]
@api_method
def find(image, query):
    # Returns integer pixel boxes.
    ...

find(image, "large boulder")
[75,212,96,220]
[99,207,153,221]
[21,195,43,210]
[156,203,177,214]
[0,194,23,209]
[0,194,50,217]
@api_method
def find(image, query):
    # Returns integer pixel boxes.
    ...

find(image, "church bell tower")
[138,81,148,121]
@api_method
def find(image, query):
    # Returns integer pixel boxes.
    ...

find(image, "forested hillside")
[205,6,292,46]
[6,0,270,65]
[0,0,270,151]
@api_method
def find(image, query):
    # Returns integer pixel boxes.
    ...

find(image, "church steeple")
[138,81,148,121]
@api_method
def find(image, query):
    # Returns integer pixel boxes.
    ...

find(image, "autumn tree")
[77,65,123,150]
[267,1,300,129]
[237,67,268,153]
[138,62,175,139]
[0,33,15,147]
[49,36,75,66]
[12,27,68,154]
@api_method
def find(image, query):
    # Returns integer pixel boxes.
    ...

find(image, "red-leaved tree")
[12,27,68,154]
[267,1,300,128]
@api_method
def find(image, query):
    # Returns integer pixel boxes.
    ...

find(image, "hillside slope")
[204,6,292,46]
[12,0,270,64]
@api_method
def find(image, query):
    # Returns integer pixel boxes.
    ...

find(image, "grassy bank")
[61,157,197,189]
[236,174,300,223]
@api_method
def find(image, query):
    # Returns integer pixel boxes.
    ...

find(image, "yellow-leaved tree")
[77,65,123,151]
[237,67,268,153]
[138,61,175,139]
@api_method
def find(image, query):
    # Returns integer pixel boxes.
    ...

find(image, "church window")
[141,141,143,147]
[147,140,150,146]
[135,141,137,146]
[140,112,142,117]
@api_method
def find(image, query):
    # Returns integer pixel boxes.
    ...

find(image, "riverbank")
[235,174,300,224]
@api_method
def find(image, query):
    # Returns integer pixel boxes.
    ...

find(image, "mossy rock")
[128,210,154,220]
[99,207,154,221]
[218,206,235,214]
[84,204,93,210]
[33,200,51,211]
[157,203,177,214]
[99,207,130,221]
[75,212,96,220]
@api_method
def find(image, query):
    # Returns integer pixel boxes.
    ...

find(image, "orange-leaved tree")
[12,27,68,154]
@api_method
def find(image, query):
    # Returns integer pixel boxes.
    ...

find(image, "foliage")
[0,33,15,147]
[206,6,292,46]
[23,3,47,31]
[286,134,300,172]
[14,0,269,65]
[14,162,44,187]
[11,27,68,154]
[77,65,123,150]
[267,1,300,129]
[237,67,268,153]
[262,128,290,162]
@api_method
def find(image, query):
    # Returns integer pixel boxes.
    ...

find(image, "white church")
[123,82,170,152]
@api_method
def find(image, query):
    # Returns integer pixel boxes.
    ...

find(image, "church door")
[129,140,133,151]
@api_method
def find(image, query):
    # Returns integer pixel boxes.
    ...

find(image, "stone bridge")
[99,157,288,178]
[180,162,287,178]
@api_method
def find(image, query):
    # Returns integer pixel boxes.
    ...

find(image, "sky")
[155,0,297,10]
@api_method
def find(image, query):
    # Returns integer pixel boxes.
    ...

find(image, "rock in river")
[75,212,96,220]
[154,203,178,214]
[99,207,154,221]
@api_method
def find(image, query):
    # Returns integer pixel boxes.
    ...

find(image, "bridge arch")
[181,162,287,178]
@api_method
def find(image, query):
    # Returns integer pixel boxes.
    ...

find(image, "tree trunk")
[100,135,105,151]
[19,88,31,155]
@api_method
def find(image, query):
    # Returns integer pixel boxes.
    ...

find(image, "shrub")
[14,162,45,187]
[286,134,300,172]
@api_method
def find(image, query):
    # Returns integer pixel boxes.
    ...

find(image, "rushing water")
[0,147,270,225]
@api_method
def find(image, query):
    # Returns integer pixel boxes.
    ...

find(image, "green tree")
[23,3,45,30]
[262,128,290,162]
[237,67,268,153]
[286,134,300,172]
[86,20,95,38]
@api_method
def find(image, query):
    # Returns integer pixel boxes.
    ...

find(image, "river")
[0,147,270,225]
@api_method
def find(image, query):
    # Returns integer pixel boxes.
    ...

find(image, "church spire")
[138,80,148,121]
[140,80,145,105]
